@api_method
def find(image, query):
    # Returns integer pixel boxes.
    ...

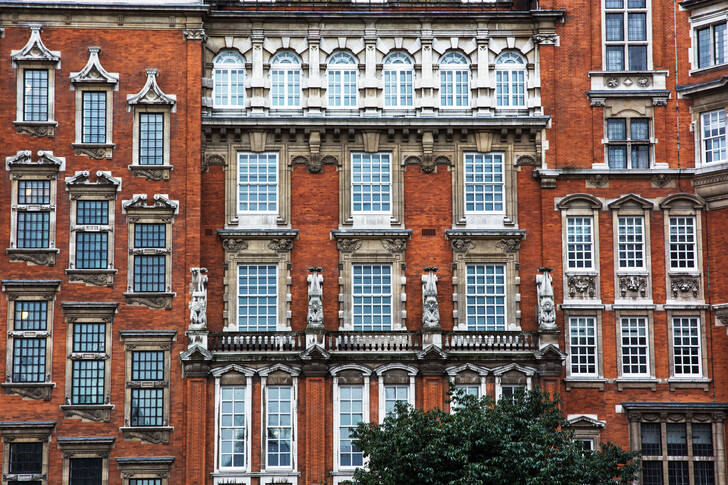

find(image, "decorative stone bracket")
[566,274,597,299]
[670,274,700,298]
[618,274,648,298]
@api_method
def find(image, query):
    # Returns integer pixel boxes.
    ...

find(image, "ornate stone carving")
[590,97,606,108]
[12,24,59,64]
[715,307,728,326]
[587,174,608,188]
[121,427,171,445]
[6,249,57,266]
[307,267,324,329]
[61,405,111,422]
[183,28,207,41]
[515,155,538,167]
[653,97,669,107]
[651,174,671,188]
[122,194,178,213]
[450,239,474,253]
[222,239,248,252]
[124,293,173,310]
[421,267,440,329]
[201,154,225,172]
[69,47,118,85]
[618,274,648,297]
[671,276,699,297]
[267,239,294,252]
[291,154,338,174]
[189,268,208,330]
[66,270,114,287]
[381,238,407,253]
[129,166,171,181]
[15,122,56,138]
[606,77,619,88]
[536,268,557,330]
[2,383,53,401]
[126,68,176,107]
[495,238,520,253]
[336,239,362,253]
[638,76,651,87]
[532,33,559,45]
[567,274,596,298]
[73,145,112,160]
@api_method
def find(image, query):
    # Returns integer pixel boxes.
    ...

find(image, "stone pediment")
[299,344,330,361]
[607,193,654,210]
[210,363,255,378]
[70,47,118,86]
[445,363,488,377]
[11,25,60,66]
[417,344,447,361]
[5,150,65,172]
[122,194,179,214]
[65,170,121,190]
[180,344,213,362]
[491,362,537,377]
[534,343,567,361]
[127,68,176,107]
[568,415,606,428]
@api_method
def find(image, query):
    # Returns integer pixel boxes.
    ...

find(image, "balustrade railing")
[326,331,421,352]
[208,332,305,352]
[443,331,537,351]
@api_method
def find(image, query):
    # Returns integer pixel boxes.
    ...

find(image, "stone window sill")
[2,381,55,400]
[6,247,59,266]
[61,403,113,422]
[668,377,711,391]
[4,474,45,482]
[13,120,57,138]
[616,377,658,391]
[564,377,606,391]
[123,292,175,310]
[66,268,117,287]
[120,425,173,444]
[128,164,173,181]
[72,143,115,160]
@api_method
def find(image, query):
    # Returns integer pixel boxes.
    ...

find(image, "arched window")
[327,51,358,108]
[383,52,414,108]
[495,51,526,108]
[213,51,245,108]
[439,52,469,108]
[270,51,301,108]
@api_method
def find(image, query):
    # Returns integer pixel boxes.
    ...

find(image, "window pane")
[605,0,623,7]
[569,317,597,375]
[669,217,696,269]
[238,153,278,213]
[628,0,645,7]
[353,264,393,331]
[464,153,504,213]
[23,69,48,121]
[71,360,105,405]
[220,385,246,469]
[238,264,278,332]
[134,223,166,248]
[715,23,726,65]
[351,153,392,213]
[134,255,166,292]
[667,424,688,456]
[130,388,164,426]
[628,13,646,41]
[631,118,649,140]
[267,385,293,467]
[694,462,715,485]
[12,338,45,382]
[566,217,593,269]
[641,423,661,456]
[14,301,47,331]
[16,212,50,248]
[692,423,714,456]
[698,27,712,68]
[139,113,164,165]
[130,480,162,485]
[77,200,108,225]
[73,323,106,353]
[606,14,624,41]
[9,442,43,473]
[621,317,649,375]
[82,91,106,143]
[18,180,50,205]
[618,216,645,268]
[702,110,727,164]
[642,461,664,485]
[466,264,506,331]
[628,45,648,70]
[668,461,689,485]
[672,317,701,376]
[608,118,627,140]
[69,458,102,485]
[339,385,364,468]
[131,351,164,381]
[631,145,650,168]
[76,232,108,269]
[384,385,408,417]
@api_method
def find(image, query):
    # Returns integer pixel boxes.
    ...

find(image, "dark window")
[641,422,661,455]
[13,301,47,331]
[134,224,165,248]
[642,461,664,485]
[607,118,650,169]
[69,457,102,485]
[23,69,48,121]
[133,255,165,292]
[12,338,45,382]
[130,480,162,485]
[131,351,164,381]
[667,461,689,485]
[667,423,688,456]
[692,423,714,456]
[139,112,164,165]
[9,442,42,473]
[694,462,715,485]
[81,91,106,143]
[71,360,105,405]
[77,201,108,225]
[16,212,50,248]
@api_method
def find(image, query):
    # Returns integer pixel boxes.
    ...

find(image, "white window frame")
[375,363,416,423]
[667,216,697,272]
[566,216,594,270]
[439,51,470,109]
[619,316,650,377]
[605,117,652,169]
[270,51,301,109]
[331,364,371,480]
[602,0,652,71]
[617,216,645,270]
[237,152,279,216]
[237,263,278,332]
[670,316,703,378]
[700,109,727,165]
[492,363,535,402]
[326,51,358,109]
[446,363,488,413]
[383,52,414,109]
[463,152,505,215]
[212,365,255,481]
[568,316,599,377]
[351,263,393,331]
[350,152,392,216]
[259,364,299,478]
[694,21,727,70]
[464,263,506,331]
[213,51,246,109]
[495,51,527,108]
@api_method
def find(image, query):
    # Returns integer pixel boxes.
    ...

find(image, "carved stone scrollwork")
[381,238,407,253]
[61,405,111,422]
[201,154,225,173]
[651,174,671,188]
[74,146,108,159]
[515,155,538,167]
[495,238,520,253]
[129,166,170,181]
[619,275,648,297]
[123,293,173,310]
[291,154,338,174]
[189,268,208,331]
[15,123,56,138]
[567,274,596,298]
[404,155,451,174]
[183,28,207,41]
[6,250,57,266]
[716,308,728,326]
[222,239,248,252]
[121,427,171,445]
[2,383,53,401]
[536,268,557,331]
[532,33,559,45]
[267,238,294,252]
[421,267,440,329]
[66,271,114,287]
[336,239,362,253]
[307,267,324,329]
[671,276,700,297]
[450,239,474,253]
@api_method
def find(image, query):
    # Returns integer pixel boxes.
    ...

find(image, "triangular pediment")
[607,193,654,210]
[70,47,118,85]
[122,194,179,214]
[535,343,567,361]
[127,68,176,107]
[417,344,448,361]
[180,344,212,362]
[11,25,60,66]
[299,344,331,361]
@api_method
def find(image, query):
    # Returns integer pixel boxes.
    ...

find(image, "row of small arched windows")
[212,49,527,110]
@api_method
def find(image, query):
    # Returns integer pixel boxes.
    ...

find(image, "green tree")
[351,389,639,485]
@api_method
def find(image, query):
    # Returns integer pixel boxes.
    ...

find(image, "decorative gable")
[127,68,176,108]
[11,24,60,66]
[70,47,118,86]
[122,194,179,214]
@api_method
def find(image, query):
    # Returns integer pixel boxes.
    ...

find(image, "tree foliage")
[351,389,639,485]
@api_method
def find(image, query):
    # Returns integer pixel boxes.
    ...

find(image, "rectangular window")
[81,91,106,143]
[16,180,51,249]
[70,322,106,405]
[384,385,408,417]
[464,153,504,213]
[606,118,650,169]
[696,22,727,69]
[668,217,696,270]
[569,316,597,376]
[620,317,649,376]
[9,442,43,474]
[465,264,506,331]
[351,153,391,213]
[130,480,162,485]
[500,385,525,402]
[23,69,49,121]
[14,301,47,331]
[352,264,392,331]
[604,0,649,71]
[641,422,662,455]
[138,113,164,165]
[133,223,166,292]
[266,386,293,468]
[328,69,357,108]
[238,264,277,332]
[672,317,702,376]
[130,351,164,426]
[701,109,727,165]
[237,152,278,213]
[12,338,46,383]
[220,385,246,469]
[440,70,469,107]
[617,216,645,269]
[566,217,594,269]
[339,385,364,468]
[69,457,102,485]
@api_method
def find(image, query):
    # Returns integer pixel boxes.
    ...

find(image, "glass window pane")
[238,264,278,332]
[692,423,714,456]
[139,113,164,165]
[608,146,628,169]
[608,119,627,140]
[628,45,648,70]
[698,27,712,68]
[569,317,597,375]
[23,69,48,121]
[715,24,726,65]
[628,13,647,41]
[606,14,624,41]
[666,423,687,456]
[641,422,661,456]
[631,119,649,140]
[69,458,102,485]
[353,264,393,331]
[81,91,106,143]
[9,442,43,474]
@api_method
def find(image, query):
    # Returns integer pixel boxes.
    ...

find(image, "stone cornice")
[203,116,551,130]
